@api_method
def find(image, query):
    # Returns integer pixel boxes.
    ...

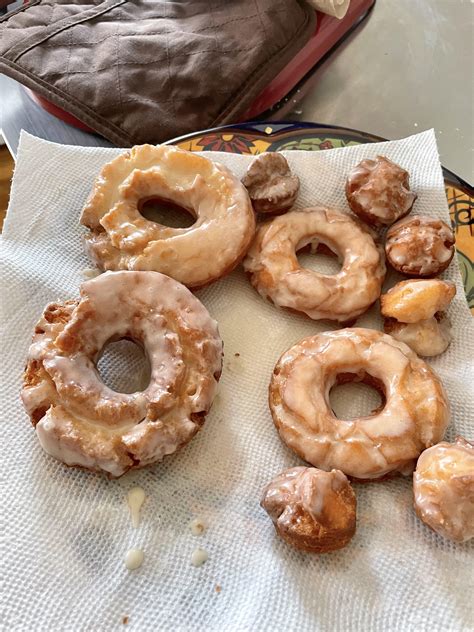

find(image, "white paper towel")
[1,130,473,632]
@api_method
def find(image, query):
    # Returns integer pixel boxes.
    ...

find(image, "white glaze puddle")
[127,486,146,528]
[191,548,208,567]
[125,548,144,571]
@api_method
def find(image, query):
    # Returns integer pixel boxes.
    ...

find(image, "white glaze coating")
[386,316,452,357]
[127,486,146,528]
[241,153,299,214]
[380,279,456,323]
[260,466,356,552]
[414,437,474,542]
[269,328,449,479]
[385,216,454,276]
[81,145,255,288]
[243,207,385,322]
[21,271,223,477]
[191,548,208,567]
[345,156,416,225]
[262,467,350,526]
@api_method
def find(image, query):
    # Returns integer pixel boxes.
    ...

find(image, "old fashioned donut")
[345,156,417,226]
[241,153,300,215]
[80,145,255,288]
[414,437,474,542]
[21,271,223,477]
[381,279,456,357]
[269,328,449,480]
[385,215,455,277]
[261,466,356,553]
[243,207,385,322]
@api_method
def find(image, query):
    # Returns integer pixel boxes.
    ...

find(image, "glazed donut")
[261,466,356,553]
[414,437,474,542]
[381,279,456,357]
[385,216,455,277]
[345,156,417,226]
[21,271,223,477]
[269,328,449,480]
[384,316,452,358]
[80,145,255,288]
[243,207,386,323]
[241,153,300,214]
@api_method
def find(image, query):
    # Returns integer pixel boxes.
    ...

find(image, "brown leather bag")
[0,0,315,145]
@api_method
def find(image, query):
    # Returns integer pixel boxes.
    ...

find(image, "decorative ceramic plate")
[170,121,474,314]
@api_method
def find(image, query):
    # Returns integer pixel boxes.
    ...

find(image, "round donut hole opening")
[329,373,385,420]
[139,197,196,229]
[297,242,342,276]
[97,339,151,394]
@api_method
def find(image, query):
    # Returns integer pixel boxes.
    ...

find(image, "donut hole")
[97,339,151,394]
[139,197,196,229]
[297,242,342,276]
[329,372,385,420]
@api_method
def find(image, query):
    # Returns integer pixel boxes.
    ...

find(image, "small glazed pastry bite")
[345,156,417,226]
[261,467,356,553]
[384,315,452,358]
[381,279,456,357]
[380,279,456,323]
[241,152,300,215]
[413,437,474,542]
[385,216,455,277]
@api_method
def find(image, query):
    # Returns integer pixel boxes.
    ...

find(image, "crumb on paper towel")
[226,356,244,375]
[190,518,206,535]
[215,585,222,593]
[122,615,129,625]
[191,548,208,567]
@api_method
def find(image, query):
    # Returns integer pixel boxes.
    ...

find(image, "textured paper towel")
[1,131,473,632]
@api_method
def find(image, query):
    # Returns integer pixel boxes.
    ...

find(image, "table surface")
[0,0,472,184]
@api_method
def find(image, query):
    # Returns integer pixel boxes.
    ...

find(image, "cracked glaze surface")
[261,466,356,553]
[414,437,474,542]
[81,144,255,287]
[345,155,417,226]
[21,271,223,476]
[385,215,454,277]
[269,328,449,479]
[243,207,385,322]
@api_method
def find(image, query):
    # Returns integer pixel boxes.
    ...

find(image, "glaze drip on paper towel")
[125,548,144,571]
[127,486,146,528]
